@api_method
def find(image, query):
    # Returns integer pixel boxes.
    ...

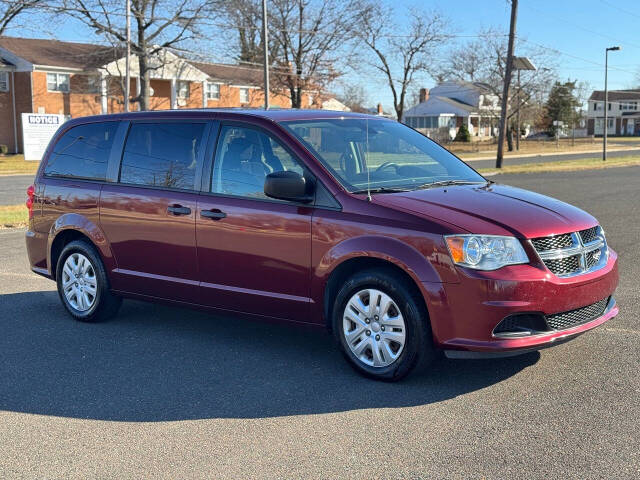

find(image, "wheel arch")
[47,214,116,280]
[317,236,439,331]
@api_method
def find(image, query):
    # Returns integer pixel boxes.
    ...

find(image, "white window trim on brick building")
[239,87,250,104]
[0,71,8,91]
[176,80,190,99]
[206,82,221,100]
[47,72,70,92]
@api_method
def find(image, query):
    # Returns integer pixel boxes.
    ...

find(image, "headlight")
[445,235,529,270]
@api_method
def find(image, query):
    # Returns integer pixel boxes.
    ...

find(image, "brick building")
[0,37,336,153]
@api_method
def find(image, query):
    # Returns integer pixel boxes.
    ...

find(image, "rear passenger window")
[44,122,116,180]
[120,122,205,190]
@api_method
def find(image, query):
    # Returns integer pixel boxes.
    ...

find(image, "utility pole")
[603,46,621,161]
[496,0,518,169]
[262,0,270,110]
[124,0,131,112]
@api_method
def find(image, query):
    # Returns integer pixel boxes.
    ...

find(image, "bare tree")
[0,0,43,35]
[358,2,448,121]
[338,83,368,113]
[269,0,363,108]
[436,28,557,130]
[61,0,209,110]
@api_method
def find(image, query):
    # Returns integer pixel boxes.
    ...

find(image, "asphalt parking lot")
[0,166,638,479]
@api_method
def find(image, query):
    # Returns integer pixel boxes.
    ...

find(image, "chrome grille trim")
[531,226,608,278]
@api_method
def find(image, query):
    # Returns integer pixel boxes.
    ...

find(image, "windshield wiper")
[416,180,487,190]
[351,187,410,195]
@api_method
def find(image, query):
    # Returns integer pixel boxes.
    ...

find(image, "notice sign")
[21,113,68,161]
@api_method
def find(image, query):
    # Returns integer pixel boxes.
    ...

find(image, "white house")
[403,81,500,139]
[586,89,640,136]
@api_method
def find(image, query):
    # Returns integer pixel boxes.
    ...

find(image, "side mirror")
[264,171,313,203]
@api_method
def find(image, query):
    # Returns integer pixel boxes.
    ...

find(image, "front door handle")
[167,205,191,216]
[201,209,227,220]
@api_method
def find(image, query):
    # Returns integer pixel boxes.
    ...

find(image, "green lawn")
[0,205,28,228]
[0,155,39,176]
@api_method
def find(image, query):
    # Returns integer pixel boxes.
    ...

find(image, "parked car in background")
[25,109,619,380]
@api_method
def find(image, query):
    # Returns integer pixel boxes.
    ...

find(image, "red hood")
[371,183,598,238]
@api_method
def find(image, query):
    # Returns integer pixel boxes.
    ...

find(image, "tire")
[55,239,122,322]
[332,268,435,381]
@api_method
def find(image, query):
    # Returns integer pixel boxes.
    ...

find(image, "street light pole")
[603,46,621,161]
[516,69,521,151]
[511,57,536,152]
[262,0,270,110]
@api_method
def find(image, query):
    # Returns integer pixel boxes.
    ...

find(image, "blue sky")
[18,0,640,111]
[359,0,639,110]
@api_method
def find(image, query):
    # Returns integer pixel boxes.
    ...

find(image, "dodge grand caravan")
[25,109,619,381]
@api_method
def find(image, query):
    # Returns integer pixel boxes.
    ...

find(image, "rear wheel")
[332,269,435,381]
[56,240,122,322]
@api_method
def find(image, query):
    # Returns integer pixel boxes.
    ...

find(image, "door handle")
[201,209,227,220]
[167,205,191,216]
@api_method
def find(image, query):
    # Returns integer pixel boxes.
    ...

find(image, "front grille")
[542,255,581,276]
[545,298,610,330]
[531,234,573,252]
[531,225,607,277]
[579,226,599,244]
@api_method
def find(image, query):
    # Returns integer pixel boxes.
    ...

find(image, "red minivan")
[25,109,619,380]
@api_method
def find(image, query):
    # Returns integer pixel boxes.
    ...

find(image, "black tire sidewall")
[56,240,107,322]
[332,269,430,381]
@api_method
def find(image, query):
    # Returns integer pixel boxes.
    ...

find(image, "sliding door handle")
[167,205,191,216]
[201,209,227,220]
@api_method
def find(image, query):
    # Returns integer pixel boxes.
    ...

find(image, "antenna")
[366,118,371,202]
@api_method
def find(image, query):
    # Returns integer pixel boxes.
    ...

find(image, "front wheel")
[332,269,435,381]
[56,240,122,322]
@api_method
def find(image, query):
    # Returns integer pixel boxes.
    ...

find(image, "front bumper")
[424,249,619,356]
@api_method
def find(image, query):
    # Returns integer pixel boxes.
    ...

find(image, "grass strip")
[0,204,28,228]
[478,156,640,175]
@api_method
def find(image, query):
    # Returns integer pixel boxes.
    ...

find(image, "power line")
[518,38,639,77]
[523,3,640,52]
[598,0,640,20]
[50,6,511,40]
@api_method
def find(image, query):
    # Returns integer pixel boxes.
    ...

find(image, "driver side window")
[211,125,305,199]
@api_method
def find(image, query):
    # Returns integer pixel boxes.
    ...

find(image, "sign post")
[21,113,67,161]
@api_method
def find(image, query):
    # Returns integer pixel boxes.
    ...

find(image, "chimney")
[377,103,383,115]
[419,88,429,103]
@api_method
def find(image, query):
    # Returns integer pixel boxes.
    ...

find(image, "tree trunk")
[137,27,150,111]
[507,125,514,151]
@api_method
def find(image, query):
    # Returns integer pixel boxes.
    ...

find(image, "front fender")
[47,213,116,277]
[311,234,459,325]
[317,235,444,284]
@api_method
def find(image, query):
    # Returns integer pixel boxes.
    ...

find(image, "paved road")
[0,167,638,479]
[0,174,32,206]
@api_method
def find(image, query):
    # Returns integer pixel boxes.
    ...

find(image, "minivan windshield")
[281,118,486,193]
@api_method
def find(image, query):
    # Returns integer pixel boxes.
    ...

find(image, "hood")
[372,183,598,238]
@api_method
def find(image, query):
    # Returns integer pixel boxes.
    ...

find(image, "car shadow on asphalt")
[0,291,539,421]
